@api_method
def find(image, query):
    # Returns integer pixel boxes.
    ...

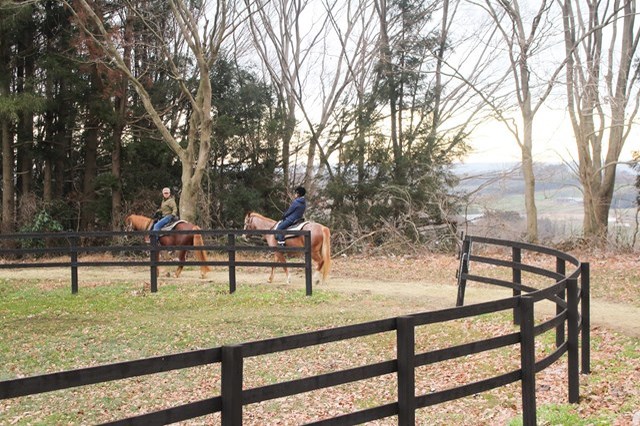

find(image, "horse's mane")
[247,211,274,221]
[126,214,153,230]
[128,214,150,219]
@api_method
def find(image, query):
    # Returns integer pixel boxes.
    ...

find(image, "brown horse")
[243,211,331,285]
[124,214,211,279]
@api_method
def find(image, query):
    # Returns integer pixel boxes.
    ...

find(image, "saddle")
[150,216,186,231]
[160,219,187,231]
[275,218,309,240]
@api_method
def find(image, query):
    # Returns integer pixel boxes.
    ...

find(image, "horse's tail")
[192,226,211,274]
[320,226,331,282]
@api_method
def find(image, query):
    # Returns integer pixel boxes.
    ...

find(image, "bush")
[19,210,64,249]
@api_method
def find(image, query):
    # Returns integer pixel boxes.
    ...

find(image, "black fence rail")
[0,234,589,425]
[0,228,313,295]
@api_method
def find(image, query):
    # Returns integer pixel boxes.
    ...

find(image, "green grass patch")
[1,276,637,425]
[509,404,612,426]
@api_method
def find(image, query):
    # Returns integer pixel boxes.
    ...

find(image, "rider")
[147,187,178,242]
[276,186,306,247]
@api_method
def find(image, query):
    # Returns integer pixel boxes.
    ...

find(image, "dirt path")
[3,259,639,338]
[319,275,640,338]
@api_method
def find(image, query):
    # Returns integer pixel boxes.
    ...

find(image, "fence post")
[150,234,158,293]
[304,231,312,296]
[397,316,415,425]
[222,345,243,426]
[228,233,236,294]
[512,247,522,325]
[455,237,471,306]
[70,234,79,294]
[581,262,590,374]
[519,296,536,426]
[555,258,566,347]
[567,277,579,403]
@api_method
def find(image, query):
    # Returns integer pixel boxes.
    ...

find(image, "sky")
[462,107,639,165]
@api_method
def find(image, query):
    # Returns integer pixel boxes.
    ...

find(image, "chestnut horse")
[124,214,211,279]
[243,211,331,285]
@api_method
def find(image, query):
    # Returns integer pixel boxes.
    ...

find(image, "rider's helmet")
[295,186,306,197]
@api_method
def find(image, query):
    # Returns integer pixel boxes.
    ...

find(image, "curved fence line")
[0,234,589,425]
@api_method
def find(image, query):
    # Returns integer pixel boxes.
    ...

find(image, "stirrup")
[277,240,286,246]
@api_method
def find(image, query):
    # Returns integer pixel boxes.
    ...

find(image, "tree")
[470,0,566,242]
[0,2,45,234]
[207,56,282,226]
[323,0,470,248]
[562,0,640,242]
[67,0,235,222]
[243,0,303,189]
[0,15,14,234]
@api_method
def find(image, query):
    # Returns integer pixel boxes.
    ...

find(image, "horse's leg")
[311,249,323,285]
[269,251,289,284]
[280,251,291,284]
[174,250,186,278]
[268,265,275,283]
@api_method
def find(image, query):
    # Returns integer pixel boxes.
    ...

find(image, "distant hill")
[453,161,637,212]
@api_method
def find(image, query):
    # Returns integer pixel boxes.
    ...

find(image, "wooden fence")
[0,228,314,295]
[0,234,589,425]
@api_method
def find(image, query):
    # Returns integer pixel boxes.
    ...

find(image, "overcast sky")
[464,107,639,165]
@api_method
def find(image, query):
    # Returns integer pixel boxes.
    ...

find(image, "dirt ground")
[3,252,639,338]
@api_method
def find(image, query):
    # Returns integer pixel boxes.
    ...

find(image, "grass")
[1,261,639,425]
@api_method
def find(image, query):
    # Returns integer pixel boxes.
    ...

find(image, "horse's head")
[124,215,134,232]
[243,212,255,231]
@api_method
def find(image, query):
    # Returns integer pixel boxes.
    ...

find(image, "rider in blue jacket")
[276,186,306,246]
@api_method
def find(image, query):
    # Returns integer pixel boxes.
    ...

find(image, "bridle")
[244,214,254,230]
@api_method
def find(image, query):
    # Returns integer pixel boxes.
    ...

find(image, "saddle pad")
[275,220,309,231]
[161,220,187,231]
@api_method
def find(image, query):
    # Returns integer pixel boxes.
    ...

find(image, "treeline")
[0,1,465,252]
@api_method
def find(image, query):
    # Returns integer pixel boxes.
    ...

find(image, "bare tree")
[243,0,306,188]
[65,0,235,222]
[468,0,567,242]
[427,0,498,159]
[562,0,640,241]
[244,0,378,191]
[298,0,379,184]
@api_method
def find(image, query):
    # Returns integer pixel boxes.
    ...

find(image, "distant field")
[462,186,637,243]
[456,162,637,239]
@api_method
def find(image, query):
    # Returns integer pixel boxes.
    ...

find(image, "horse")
[243,211,331,285]
[124,214,211,279]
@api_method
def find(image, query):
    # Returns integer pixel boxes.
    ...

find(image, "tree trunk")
[1,31,15,234]
[80,113,99,231]
[282,95,295,187]
[1,119,14,235]
[110,11,133,231]
[80,66,102,231]
[521,64,538,242]
[562,0,638,243]
[16,19,35,198]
